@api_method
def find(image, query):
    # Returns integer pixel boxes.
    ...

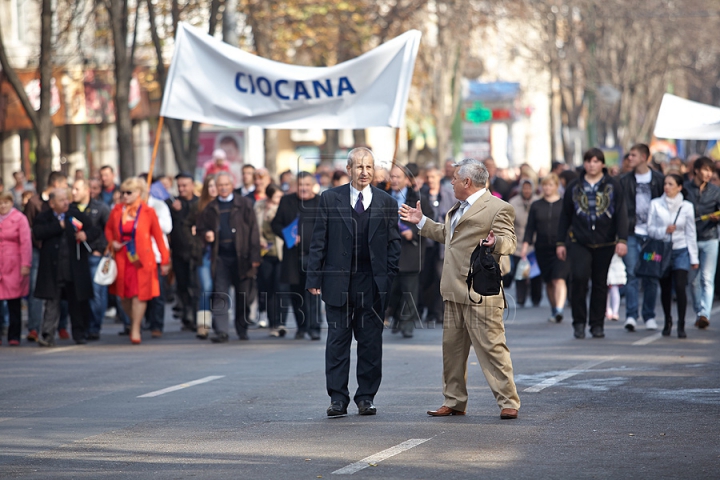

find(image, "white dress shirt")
[418,188,486,230]
[350,184,373,210]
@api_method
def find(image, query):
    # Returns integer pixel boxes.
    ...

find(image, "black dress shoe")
[590,326,605,338]
[295,331,306,340]
[210,333,229,343]
[357,400,377,416]
[309,332,321,341]
[573,324,585,339]
[327,401,348,417]
[75,338,87,345]
[86,333,100,341]
[238,332,249,341]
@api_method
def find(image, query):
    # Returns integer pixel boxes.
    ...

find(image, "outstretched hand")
[399,201,423,224]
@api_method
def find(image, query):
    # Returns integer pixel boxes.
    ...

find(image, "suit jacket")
[394,188,432,273]
[419,190,516,307]
[271,193,321,285]
[306,184,401,308]
[33,207,99,301]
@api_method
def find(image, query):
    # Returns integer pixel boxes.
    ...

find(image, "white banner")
[160,23,422,129]
[654,93,720,140]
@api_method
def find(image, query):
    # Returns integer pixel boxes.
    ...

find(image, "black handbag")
[466,240,504,305]
[635,207,682,279]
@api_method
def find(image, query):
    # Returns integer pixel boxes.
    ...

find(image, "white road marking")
[137,376,225,398]
[632,332,663,346]
[35,346,83,355]
[332,438,431,475]
[524,358,611,393]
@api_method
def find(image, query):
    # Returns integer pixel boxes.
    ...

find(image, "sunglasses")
[121,191,135,195]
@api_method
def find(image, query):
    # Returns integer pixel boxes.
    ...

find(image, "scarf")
[122,198,144,224]
[663,192,684,215]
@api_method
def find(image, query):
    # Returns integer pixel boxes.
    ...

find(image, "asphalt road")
[1,301,719,479]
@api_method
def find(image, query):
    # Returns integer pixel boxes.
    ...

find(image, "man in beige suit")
[399,158,520,420]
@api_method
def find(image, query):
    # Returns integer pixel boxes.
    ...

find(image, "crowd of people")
[0,142,718,347]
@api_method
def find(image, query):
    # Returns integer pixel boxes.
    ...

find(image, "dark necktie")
[355,192,365,214]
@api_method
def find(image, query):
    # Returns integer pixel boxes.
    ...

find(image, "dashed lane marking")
[332,438,431,475]
[523,358,611,393]
[137,375,225,398]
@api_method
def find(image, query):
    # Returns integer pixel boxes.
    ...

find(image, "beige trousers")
[441,300,521,411]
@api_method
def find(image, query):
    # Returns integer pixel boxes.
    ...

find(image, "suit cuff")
[417,216,427,229]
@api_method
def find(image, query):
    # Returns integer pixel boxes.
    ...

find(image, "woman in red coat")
[106,178,170,344]
[0,193,32,346]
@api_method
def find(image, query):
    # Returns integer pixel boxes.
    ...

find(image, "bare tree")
[0,0,55,191]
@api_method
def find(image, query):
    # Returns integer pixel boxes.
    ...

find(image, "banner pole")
[148,116,165,191]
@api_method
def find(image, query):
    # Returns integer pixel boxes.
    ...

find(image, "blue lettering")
[312,79,333,98]
[337,77,356,96]
[294,81,311,100]
[249,74,256,94]
[235,73,247,93]
[257,77,272,96]
[275,80,290,100]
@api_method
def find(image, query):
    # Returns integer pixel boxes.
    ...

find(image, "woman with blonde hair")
[105,178,170,344]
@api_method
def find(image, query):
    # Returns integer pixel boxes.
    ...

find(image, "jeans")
[623,235,659,321]
[145,265,167,331]
[690,239,719,318]
[197,250,213,312]
[27,248,43,331]
[87,255,108,334]
[568,243,615,329]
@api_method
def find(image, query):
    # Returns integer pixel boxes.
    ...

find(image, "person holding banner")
[272,172,322,340]
[106,178,170,345]
[34,189,99,346]
[307,148,401,417]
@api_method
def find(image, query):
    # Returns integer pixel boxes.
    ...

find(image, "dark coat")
[72,199,110,253]
[393,187,432,273]
[684,180,720,241]
[306,184,401,308]
[33,207,99,301]
[167,195,198,261]
[24,193,49,249]
[619,169,665,234]
[195,195,261,280]
[271,193,321,286]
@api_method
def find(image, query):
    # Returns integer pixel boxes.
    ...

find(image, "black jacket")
[619,169,665,234]
[524,197,564,249]
[167,195,198,261]
[271,193,321,285]
[392,187,431,273]
[33,207,99,301]
[306,184,401,308]
[557,169,628,248]
[195,195,261,279]
[684,180,720,241]
[72,199,110,253]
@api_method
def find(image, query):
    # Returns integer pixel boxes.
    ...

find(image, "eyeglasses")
[121,191,135,196]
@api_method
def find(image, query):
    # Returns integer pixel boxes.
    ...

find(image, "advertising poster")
[197,129,246,187]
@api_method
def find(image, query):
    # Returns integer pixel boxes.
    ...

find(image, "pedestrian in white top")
[647,173,699,338]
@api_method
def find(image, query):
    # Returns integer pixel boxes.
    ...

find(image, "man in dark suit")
[271,172,322,340]
[33,188,99,346]
[307,147,401,417]
[387,165,431,338]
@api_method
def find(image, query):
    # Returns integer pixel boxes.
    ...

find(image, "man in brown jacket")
[196,172,261,343]
[400,158,520,420]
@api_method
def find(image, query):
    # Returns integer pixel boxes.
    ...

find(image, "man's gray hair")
[452,158,489,188]
[347,147,375,168]
[215,171,233,183]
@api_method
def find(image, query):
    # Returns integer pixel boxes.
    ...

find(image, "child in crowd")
[606,254,627,321]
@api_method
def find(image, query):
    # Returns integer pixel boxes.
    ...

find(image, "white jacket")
[147,196,172,264]
[647,195,698,265]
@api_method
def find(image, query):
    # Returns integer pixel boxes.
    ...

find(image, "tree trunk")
[321,130,339,160]
[223,0,238,47]
[108,0,134,181]
[35,0,54,191]
[264,129,278,176]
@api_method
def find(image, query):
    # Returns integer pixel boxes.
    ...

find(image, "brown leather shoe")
[695,316,710,329]
[427,406,465,416]
[500,408,518,419]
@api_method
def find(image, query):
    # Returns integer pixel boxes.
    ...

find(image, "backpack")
[466,241,505,305]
